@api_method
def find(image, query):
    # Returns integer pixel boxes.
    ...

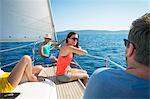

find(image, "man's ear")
[126,43,135,57]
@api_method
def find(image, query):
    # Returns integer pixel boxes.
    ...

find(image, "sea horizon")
[0,30,128,42]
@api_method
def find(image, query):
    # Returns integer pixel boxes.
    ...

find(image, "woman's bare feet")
[29,75,38,82]
[37,76,46,82]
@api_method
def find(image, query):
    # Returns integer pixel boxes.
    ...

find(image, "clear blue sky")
[51,0,150,32]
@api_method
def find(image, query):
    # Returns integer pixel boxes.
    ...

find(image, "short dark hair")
[128,13,150,66]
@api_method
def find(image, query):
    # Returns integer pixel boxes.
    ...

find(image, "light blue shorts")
[44,51,59,64]
[57,72,71,82]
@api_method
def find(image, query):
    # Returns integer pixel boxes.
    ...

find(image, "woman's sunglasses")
[70,37,78,41]
[45,38,51,40]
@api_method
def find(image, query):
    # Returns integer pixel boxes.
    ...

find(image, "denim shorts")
[57,72,71,82]
[44,58,52,64]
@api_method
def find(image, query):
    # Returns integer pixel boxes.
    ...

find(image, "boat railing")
[0,41,126,71]
[0,40,42,69]
[73,59,83,70]
[0,54,35,69]
[85,54,126,70]
[0,40,57,69]
[73,53,126,71]
[0,40,42,53]
[0,60,19,69]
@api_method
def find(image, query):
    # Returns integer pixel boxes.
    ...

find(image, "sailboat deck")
[38,66,85,99]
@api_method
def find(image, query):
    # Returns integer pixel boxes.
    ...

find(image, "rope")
[85,54,126,70]
[85,54,107,60]
[73,59,83,70]
[108,59,126,70]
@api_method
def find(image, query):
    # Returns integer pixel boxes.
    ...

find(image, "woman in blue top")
[39,34,65,64]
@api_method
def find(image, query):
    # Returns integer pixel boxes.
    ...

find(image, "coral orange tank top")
[56,47,73,75]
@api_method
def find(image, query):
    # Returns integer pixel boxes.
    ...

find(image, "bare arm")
[68,46,87,55]
[61,46,87,56]
[51,39,66,46]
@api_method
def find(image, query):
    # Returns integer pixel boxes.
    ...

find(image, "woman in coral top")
[56,32,89,85]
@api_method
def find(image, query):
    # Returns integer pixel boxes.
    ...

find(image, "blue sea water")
[0,30,128,75]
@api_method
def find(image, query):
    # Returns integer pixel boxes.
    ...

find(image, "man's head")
[126,13,150,66]
[44,34,52,42]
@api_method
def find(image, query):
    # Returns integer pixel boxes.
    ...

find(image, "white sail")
[0,0,55,42]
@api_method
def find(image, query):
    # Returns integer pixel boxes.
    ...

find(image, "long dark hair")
[66,32,79,48]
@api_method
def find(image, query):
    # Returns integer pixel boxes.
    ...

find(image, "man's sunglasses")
[45,38,51,40]
[123,39,136,48]
[70,37,78,41]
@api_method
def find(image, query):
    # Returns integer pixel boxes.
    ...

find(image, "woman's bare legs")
[20,65,43,83]
[8,55,38,87]
[70,68,87,73]
[32,65,43,74]
[70,68,89,85]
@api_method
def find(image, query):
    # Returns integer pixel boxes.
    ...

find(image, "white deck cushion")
[13,79,57,99]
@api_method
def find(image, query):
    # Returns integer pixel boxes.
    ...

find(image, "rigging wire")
[0,60,19,69]
[85,54,126,70]
[0,40,42,53]
[73,59,83,70]
[0,43,126,71]
[0,1,126,72]
[0,42,56,69]
[0,55,35,69]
